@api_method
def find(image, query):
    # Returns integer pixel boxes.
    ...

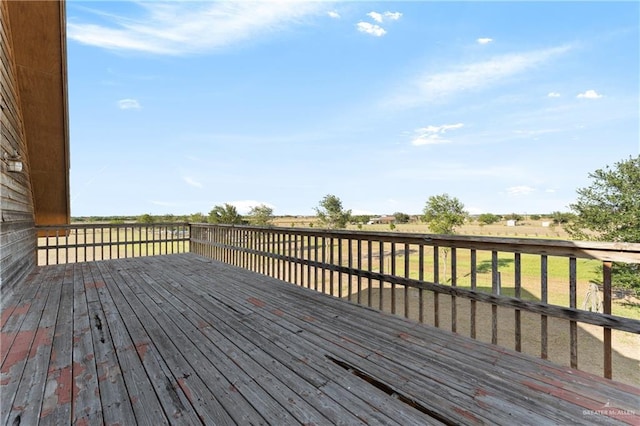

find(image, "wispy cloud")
[577,89,603,99]
[183,176,203,189]
[384,12,402,21]
[356,22,386,37]
[367,11,383,23]
[506,186,535,196]
[328,10,340,19]
[388,44,572,108]
[68,2,326,55]
[358,10,401,36]
[547,92,561,98]
[367,11,402,23]
[477,37,493,44]
[117,98,141,109]
[411,123,464,146]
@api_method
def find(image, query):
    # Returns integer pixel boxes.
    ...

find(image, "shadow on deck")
[2,253,638,425]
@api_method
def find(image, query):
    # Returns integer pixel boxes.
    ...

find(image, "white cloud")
[384,12,402,21]
[367,11,383,23]
[477,37,493,44]
[117,99,141,109]
[183,176,203,189]
[68,2,326,55]
[411,123,464,146]
[356,22,386,37]
[506,186,535,196]
[577,89,603,99]
[366,11,402,23]
[547,92,561,98]
[389,45,572,107]
[328,10,340,19]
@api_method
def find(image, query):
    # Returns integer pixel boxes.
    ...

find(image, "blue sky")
[66,1,639,217]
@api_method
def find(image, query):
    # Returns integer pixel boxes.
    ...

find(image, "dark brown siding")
[1,1,36,289]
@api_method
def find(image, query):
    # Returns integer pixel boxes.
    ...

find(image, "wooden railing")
[36,223,190,265]
[190,223,640,380]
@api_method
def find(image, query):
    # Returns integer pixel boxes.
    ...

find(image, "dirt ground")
[329,284,640,387]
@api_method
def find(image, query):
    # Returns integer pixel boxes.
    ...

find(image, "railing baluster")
[541,254,548,359]
[470,249,477,339]
[329,237,335,296]
[491,250,499,345]
[418,244,424,323]
[603,261,612,379]
[451,247,457,333]
[357,239,363,305]
[433,246,439,328]
[348,238,353,301]
[378,240,384,311]
[514,252,521,352]
[321,236,326,293]
[367,240,373,308]
[313,235,319,291]
[338,239,343,298]
[390,242,396,314]
[569,257,577,369]
[404,242,410,319]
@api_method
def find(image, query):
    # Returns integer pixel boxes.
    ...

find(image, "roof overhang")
[6,0,70,226]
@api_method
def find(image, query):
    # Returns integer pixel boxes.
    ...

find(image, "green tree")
[422,194,467,234]
[138,213,154,224]
[189,212,207,223]
[478,213,501,226]
[505,213,523,222]
[393,212,411,224]
[422,194,467,282]
[566,156,640,294]
[208,203,244,224]
[247,204,274,226]
[351,214,373,225]
[551,211,575,225]
[314,194,351,229]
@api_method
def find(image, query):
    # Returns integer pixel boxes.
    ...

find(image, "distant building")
[506,220,517,227]
[368,215,395,225]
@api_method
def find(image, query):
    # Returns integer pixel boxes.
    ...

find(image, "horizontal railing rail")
[36,222,190,265]
[190,223,640,381]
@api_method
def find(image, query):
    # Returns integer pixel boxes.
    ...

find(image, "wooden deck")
[2,254,638,425]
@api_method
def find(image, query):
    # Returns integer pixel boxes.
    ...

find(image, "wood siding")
[0,1,36,290]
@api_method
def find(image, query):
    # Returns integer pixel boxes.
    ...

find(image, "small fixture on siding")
[2,150,23,172]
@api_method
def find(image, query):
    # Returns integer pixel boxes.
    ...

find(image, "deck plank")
[86,261,169,426]
[136,256,418,426]
[5,265,64,425]
[192,254,640,418]
[147,256,443,425]
[1,266,57,426]
[94,261,211,425]
[40,264,74,424]
[71,262,104,425]
[2,253,638,425]
[82,262,138,425]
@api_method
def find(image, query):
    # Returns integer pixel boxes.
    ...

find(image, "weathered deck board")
[1,253,638,425]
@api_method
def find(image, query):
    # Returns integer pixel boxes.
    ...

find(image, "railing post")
[603,261,612,379]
